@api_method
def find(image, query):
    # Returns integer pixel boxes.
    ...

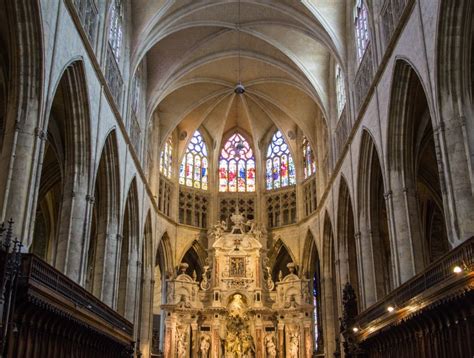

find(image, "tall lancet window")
[335,64,346,117]
[108,0,123,62]
[354,0,370,62]
[179,130,208,190]
[302,136,316,179]
[160,136,173,178]
[266,130,296,190]
[219,133,256,192]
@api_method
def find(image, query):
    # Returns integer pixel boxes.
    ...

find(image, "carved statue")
[177,293,191,308]
[228,294,246,318]
[278,270,283,282]
[230,211,247,234]
[210,220,228,239]
[340,282,358,333]
[241,333,255,357]
[247,221,266,241]
[263,257,275,291]
[288,332,299,358]
[200,265,211,290]
[199,335,211,358]
[265,334,277,358]
[176,329,188,358]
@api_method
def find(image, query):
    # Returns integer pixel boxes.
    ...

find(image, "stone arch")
[321,212,339,356]
[31,60,92,282]
[387,59,450,274]
[301,229,324,353]
[85,130,120,305]
[337,175,360,307]
[180,240,207,281]
[152,231,173,354]
[436,0,474,242]
[139,211,154,357]
[118,177,140,320]
[0,0,43,238]
[358,130,392,303]
[268,238,296,283]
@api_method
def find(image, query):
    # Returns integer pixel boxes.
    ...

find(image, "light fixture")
[453,265,462,274]
[352,327,359,333]
[387,305,395,313]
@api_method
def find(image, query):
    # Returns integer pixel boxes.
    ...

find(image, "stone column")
[164,314,176,358]
[357,227,377,307]
[435,118,474,244]
[191,322,198,358]
[211,318,220,357]
[277,322,285,358]
[255,318,263,358]
[55,175,90,282]
[303,321,312,358]
[387,185,421,283]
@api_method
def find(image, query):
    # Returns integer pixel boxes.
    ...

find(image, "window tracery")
[108,0,123,62]
[354,0,370,61]
[335,64,346,117]
[160,136,173,179]
[218,133,256,192]
[266,131,296,190]
[179,130,208,190]
[302,136,316,180]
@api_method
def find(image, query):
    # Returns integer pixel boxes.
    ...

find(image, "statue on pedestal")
[230,211,247,234]
[288,331,299,358]
[210,220,227,239]
[265,334,277,358]
[199,334,210,357]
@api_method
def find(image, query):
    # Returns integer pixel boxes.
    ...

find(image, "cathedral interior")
[0,0,473,357]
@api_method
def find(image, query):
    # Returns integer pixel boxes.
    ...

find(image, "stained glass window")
[313,272,320,350]
[160,136,173,178]
[109,0,123,62]
[218,133,255,192]
[179,130,208,190]
[266,130,296,190]
[335,64,346,117]
[354,0,370,62]
[303,136,316,179]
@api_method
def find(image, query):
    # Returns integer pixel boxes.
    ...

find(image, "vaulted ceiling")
[131,0,347,156]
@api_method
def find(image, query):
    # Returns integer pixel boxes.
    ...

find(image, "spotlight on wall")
[352,327,359,333]
[453,265,463,274]
[387,305,395,313]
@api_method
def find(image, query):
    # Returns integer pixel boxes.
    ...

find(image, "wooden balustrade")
[4,253,134,357]
[354,237,473,329]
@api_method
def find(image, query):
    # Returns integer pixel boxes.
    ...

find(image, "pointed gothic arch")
[118,177,140,320]
[387,60,450,274]
[301,229,324,353]
[358,130,392,302]
[436,0,474,242]
[180,240,207,281]
[322,212,339,356]
[268,238,296,283]
[337,176,359,306]
[31,60,92,281]
[138,211,154,357]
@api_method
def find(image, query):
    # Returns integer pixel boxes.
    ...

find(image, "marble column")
[277,322,284,358]
[191,322,198,358]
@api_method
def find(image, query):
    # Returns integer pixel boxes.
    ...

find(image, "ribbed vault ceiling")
[131,0,347,156]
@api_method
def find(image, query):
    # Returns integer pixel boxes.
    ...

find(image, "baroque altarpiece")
[162,213,314,357]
